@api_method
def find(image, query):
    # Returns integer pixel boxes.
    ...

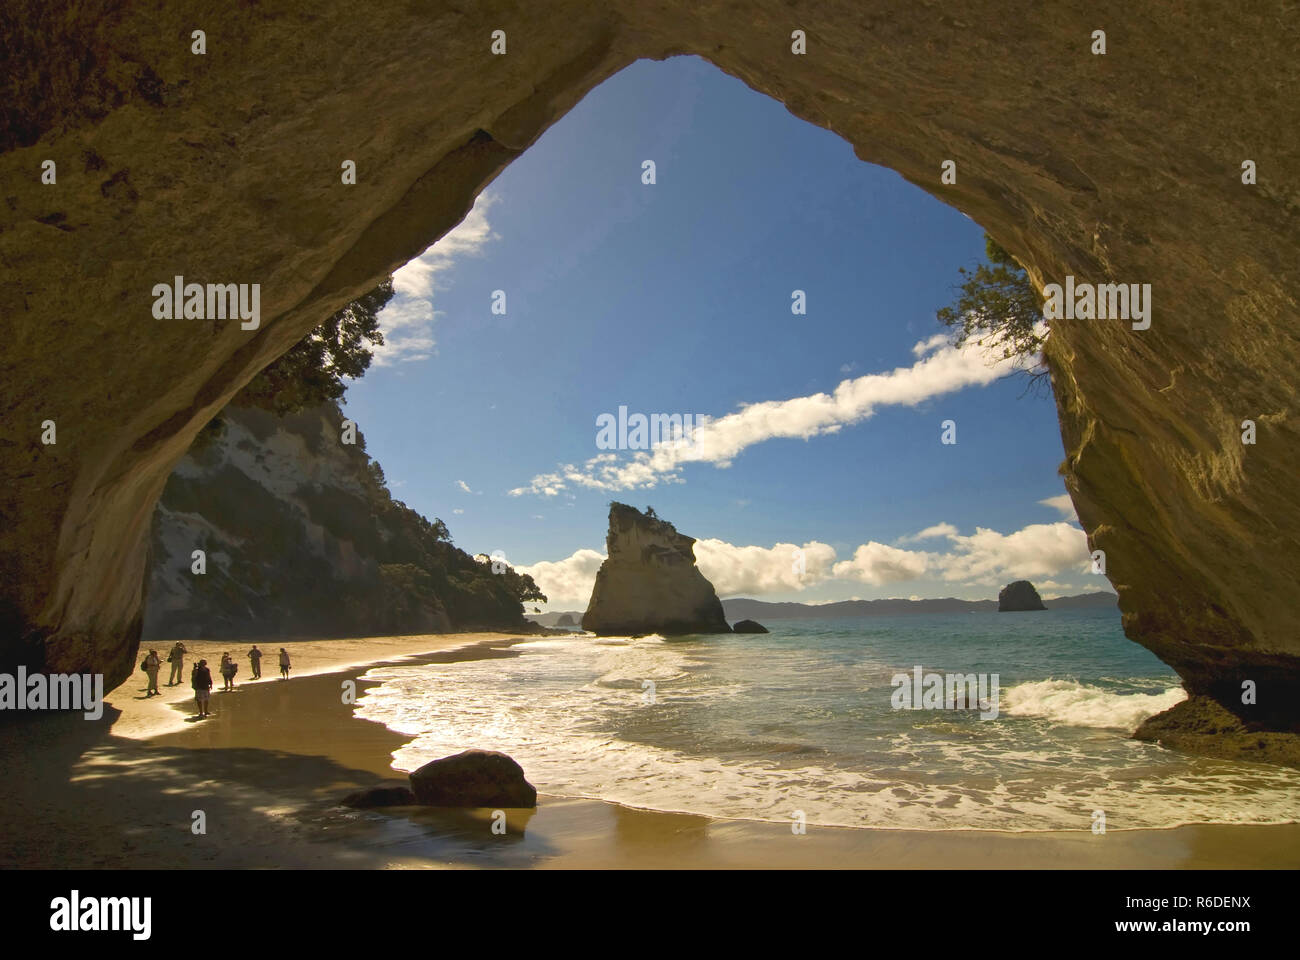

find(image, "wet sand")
[3,633,1299,869]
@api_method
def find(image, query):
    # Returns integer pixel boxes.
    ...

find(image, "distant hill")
[526,611,587,628]
[721,592,1117,621]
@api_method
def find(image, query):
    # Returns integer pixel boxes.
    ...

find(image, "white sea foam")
[1001,679,1187,731]
[351,634,1300,832]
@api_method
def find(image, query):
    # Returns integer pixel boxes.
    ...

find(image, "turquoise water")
[354,608,1300,830]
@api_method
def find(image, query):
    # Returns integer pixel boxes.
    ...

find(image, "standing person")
[278,647,291,680]
[219,653,237,691]
[248,645,262,679]
[143,649,162,697]
[193,659,213,718]
[166,641,187,686]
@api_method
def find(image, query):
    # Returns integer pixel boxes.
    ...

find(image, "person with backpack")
[166,641,187,686]
[142,649,161,697]
[248,645,263,679]
[193,659,213,718]
[219,653,237,691]
[278,647,291,680]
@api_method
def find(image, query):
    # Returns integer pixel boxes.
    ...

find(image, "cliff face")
[583,504,731,636]
[998,581,1047,612]
[1,4,1298,750]
[144,403,526,640]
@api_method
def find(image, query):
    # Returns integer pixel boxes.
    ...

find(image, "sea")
[353,608,1300,831]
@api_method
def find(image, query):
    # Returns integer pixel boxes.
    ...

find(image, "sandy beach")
[2,633,1299,870]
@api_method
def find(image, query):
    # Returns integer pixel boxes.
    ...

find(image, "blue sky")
[341,56,1102,609]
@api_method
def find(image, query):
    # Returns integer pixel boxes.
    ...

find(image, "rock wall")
[142,403,538,640]
[583,504,731,636]
[1,3,1298,742]
[145,404,451,641]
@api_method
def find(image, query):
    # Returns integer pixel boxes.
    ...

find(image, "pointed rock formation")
[998,580,1047,612]
[582,503,732,636]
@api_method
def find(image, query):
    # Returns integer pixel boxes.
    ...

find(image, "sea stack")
[998,580,1048,612]
[582,503,732,636]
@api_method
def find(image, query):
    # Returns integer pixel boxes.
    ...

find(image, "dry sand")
[2,632,1299,869]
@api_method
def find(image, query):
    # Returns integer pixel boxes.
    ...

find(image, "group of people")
[139,641,294,718]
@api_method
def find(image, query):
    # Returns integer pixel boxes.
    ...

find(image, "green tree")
[936,235,1048,389]
[236,277,394,415]
[473,553,548,605]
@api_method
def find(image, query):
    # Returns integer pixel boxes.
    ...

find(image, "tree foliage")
[473,554,548,605]
[236,278,394,415]
[936,235,1049,389]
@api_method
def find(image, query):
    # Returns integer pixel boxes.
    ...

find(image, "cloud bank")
[515,516,1096,609]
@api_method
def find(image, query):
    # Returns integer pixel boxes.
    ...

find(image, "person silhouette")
[248,645,262,679]
[166,641,187,686]
[278,647,291,680]
[143,649,161,697]
[219,653,237,691]
[193,659,213,718]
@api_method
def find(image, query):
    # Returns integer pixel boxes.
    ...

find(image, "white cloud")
[514,548,608,609]
[937,523,1090,582]
[517,515,1091,607]
[456,480,475,494]
[897,522,958,544]
[1038,493,1077,521]
[510,330,1034,497]
[833,521,1091,587]
[452,508,464,515]
[369,192,498,367]
[832,541,934,585]
[694,539,837,596]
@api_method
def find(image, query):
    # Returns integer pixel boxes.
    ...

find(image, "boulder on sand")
[408,749,538,807]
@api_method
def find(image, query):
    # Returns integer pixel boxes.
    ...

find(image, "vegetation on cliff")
[147,275,552,640]
[937,234,1048,389]
[235,277,393,415]
[147,405,545,640]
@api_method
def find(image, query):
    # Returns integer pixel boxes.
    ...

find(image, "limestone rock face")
[408,750,537,808]
[144,403,453,641]
[582,504,732,636]
[1134,697,1300,769]
[998,581,1048,612]
[141,402,538,641]
[1,4,1299,749]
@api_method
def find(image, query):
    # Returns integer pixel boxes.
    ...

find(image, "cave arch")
[1,3,1297,742]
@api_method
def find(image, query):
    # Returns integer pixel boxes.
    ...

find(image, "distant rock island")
[722,590,1115,621]
[526,610,586,628]
[998,580,1048,612]
[582,503,732,636]
[731,619,769,634]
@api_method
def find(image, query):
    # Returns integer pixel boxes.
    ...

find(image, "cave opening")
[133,57,1300,835]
